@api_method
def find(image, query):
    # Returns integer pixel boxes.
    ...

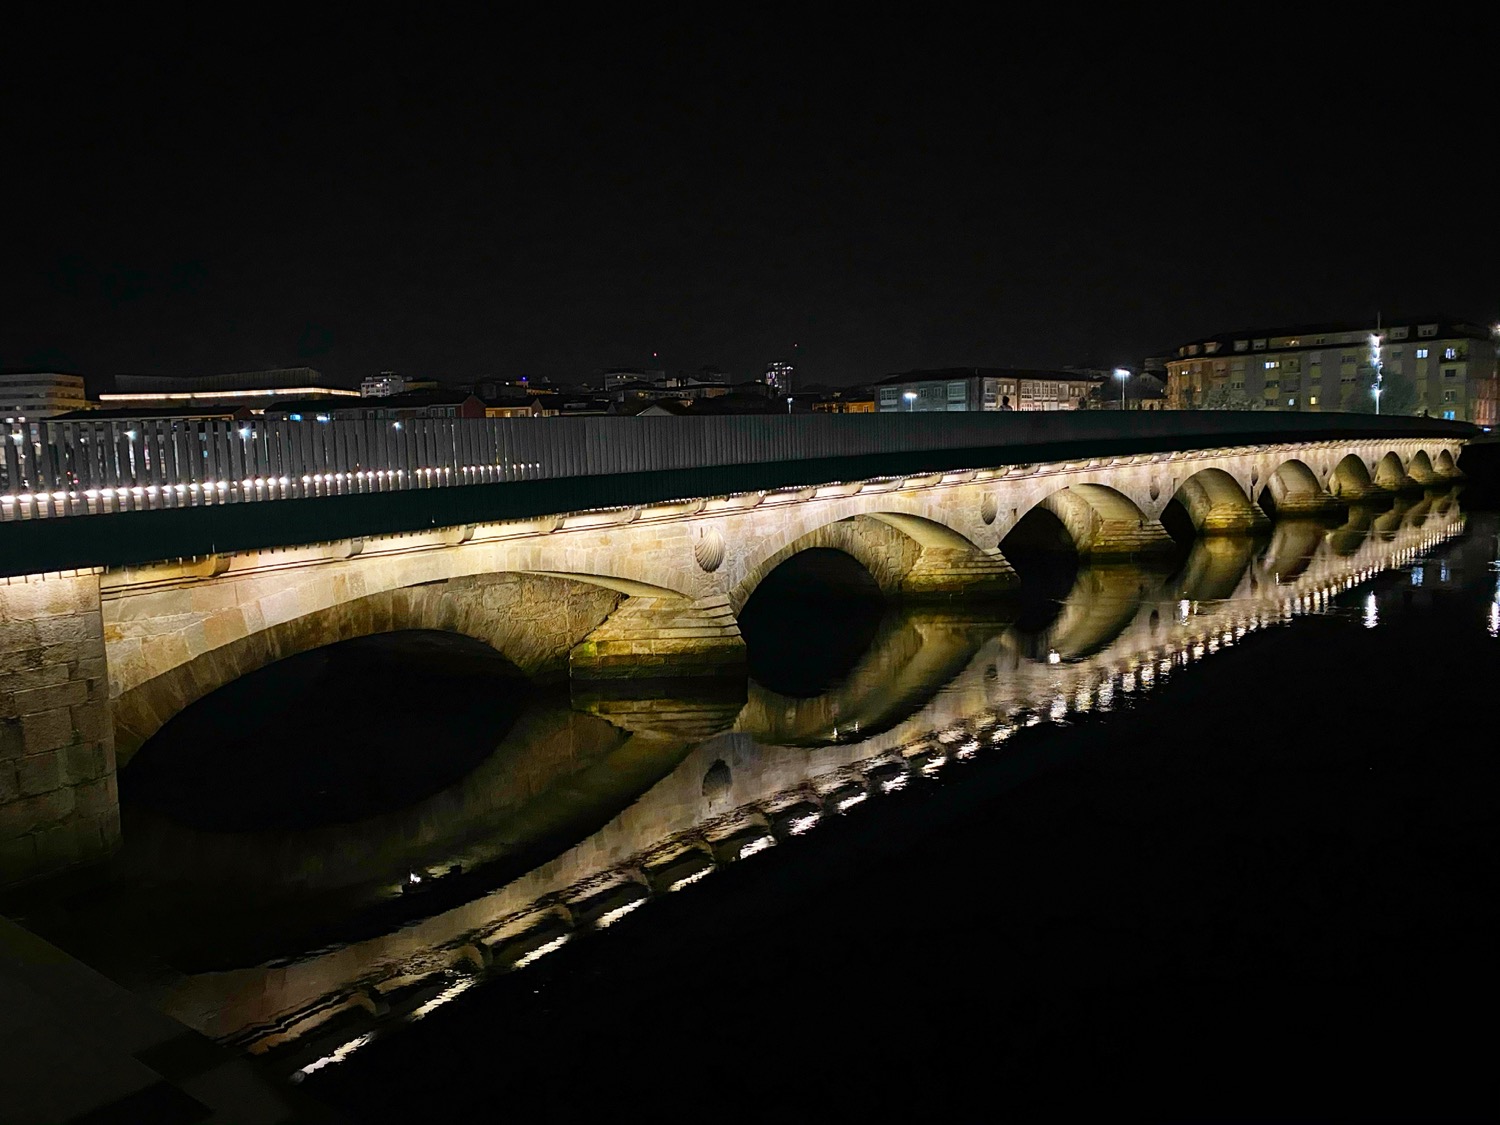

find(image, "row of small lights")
[0,463,552,508]
[288,517,1465,1081]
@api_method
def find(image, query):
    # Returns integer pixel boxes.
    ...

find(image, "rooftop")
[876,367,1106,385]
[1177,315,1494,350]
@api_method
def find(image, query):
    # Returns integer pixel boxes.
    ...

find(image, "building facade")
[875,369,1100,413]
[1167,317,1500,423]
[0,372,88,422]
[361,372,438,398]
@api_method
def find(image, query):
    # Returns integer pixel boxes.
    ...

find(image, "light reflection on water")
[10,490,1493,1078]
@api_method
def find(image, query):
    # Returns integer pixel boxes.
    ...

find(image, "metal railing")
[0,411,1470,522]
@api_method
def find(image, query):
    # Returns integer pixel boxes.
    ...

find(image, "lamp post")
[903,391,917,412]
[1112,368,1130,411]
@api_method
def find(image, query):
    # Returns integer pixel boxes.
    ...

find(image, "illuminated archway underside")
[1260,458,1343,516]
[112,574,631,766]
[1023,483,1177,558]
[1170,467,1268,535]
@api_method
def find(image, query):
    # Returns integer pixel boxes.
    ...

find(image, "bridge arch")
[1328,454,1377,500]
[1406,450,1442,485]
[1258,458,1339,516]
[1434,449,1460,477]
[1372,451,1415,491]
[1166,468,1264,536]
[1006,484,1175,559]
[111,573,644,766]
[728,511,1013,613]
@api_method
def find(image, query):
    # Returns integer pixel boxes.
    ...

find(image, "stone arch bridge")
[0,414,1470,887]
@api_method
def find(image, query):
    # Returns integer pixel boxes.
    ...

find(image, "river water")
[6,484,1497,1120]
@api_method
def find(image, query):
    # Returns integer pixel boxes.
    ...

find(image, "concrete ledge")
[0,915,311,1124]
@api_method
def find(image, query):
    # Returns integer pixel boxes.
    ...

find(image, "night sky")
[5,14,1495,389]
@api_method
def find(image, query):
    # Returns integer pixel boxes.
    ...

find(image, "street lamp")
[786,396,794,414]
[903,391,918,412]
[1112,368,1130,411]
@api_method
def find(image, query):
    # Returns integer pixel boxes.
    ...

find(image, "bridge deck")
[0,412,1472,578]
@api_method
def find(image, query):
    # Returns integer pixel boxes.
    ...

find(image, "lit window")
[1416,348,1429,359]
[1443,347,1458,360]
[1310,396,1319,405]
[1287,398,1296,407]
[1263,360,1280,369]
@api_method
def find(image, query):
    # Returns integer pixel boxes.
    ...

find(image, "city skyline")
[4,15,1494,389]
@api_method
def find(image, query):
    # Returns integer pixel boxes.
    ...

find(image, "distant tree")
[1349,366,1419,415]
[1378,369,1420,415]
[1202,382,1253,410]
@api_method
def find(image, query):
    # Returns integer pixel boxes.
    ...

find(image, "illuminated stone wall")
[0,571,118,886]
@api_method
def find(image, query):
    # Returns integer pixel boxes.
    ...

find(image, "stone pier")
[570,595,746,680]
[0,572,119,887]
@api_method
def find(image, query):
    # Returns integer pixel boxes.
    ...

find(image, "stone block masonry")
[0,571,119,887]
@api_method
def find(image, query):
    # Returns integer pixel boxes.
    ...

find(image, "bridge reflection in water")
[20,490,1470,1079]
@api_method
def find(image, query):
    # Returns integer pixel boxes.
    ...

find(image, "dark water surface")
[7,485,1498,1122]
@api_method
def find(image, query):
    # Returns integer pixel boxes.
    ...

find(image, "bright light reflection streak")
[836,791,868,812]
[595,899,647,928]
[880,771,911,791]
[788,813,820,835]
[292,1033,374,1080]
[409,977,479,1021]
[738,835,775,859]
[1362,592,1379,629]
[511,935,570,971]
[667,866,713,893]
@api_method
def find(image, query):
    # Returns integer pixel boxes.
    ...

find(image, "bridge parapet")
[1,411,1471,530]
